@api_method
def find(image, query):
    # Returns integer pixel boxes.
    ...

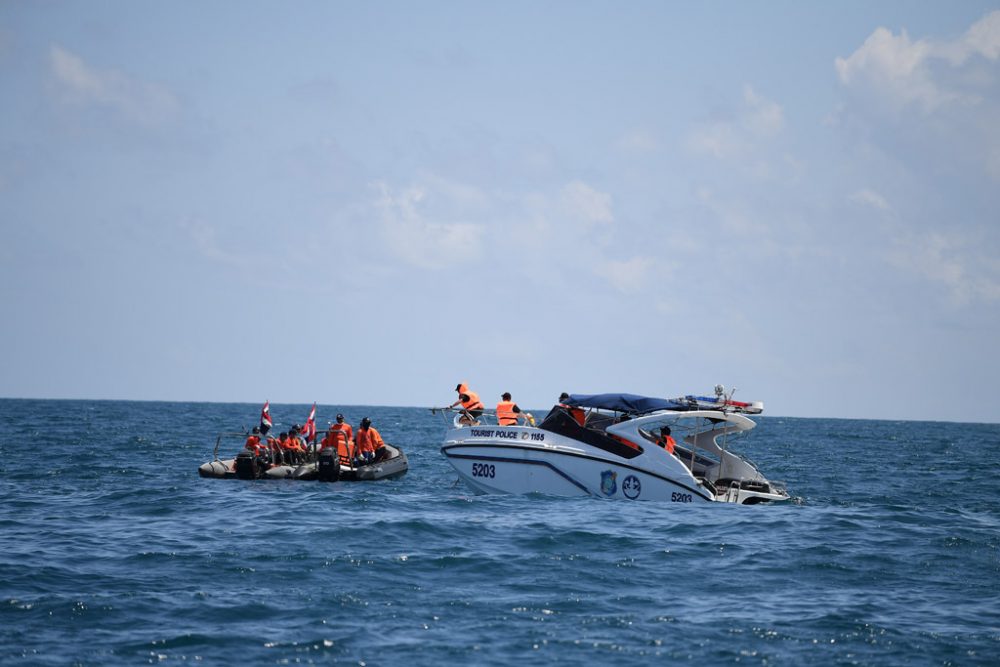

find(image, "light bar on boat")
[678,395,764,414]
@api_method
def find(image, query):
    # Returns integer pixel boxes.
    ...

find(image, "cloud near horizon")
[888,231,1000,305]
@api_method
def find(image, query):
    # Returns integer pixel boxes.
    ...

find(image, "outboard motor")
[317,448,341,482]
[234,450,260,480]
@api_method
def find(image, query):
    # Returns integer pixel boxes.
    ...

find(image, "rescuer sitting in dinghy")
[354,417,386,465]
[244,427,263,454]
[278,431,306,465]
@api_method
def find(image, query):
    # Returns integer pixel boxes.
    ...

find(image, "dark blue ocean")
[1,399,998,665]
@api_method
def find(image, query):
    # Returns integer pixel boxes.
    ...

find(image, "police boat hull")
[439,393,788,505]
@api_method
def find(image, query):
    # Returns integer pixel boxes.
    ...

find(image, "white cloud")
[594,256,655,293]
[49,45,179,125]
[989,146,1000,182]
[742,85,785,136]
[945,10,1000,63]
[688,85,785,162]
[888,232,1000,304]
[835,28,953,111]
[835,11,1000,112]
[695,187,767,235]
[835,11,1000,188]
[615,128,659,154]
[559,181,614,226]
[850,189,892,213]
[372,180,485,270]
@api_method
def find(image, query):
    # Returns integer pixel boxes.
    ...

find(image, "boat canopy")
[563,393,689,415]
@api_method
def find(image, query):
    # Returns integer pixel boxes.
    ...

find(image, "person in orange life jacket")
[274,432,291,464]
[496,392,524,426]
[244,426,263,454]
[280,429,305,465]
[658,426,677,455]
[333,414,353,446]
[450,382,484,425]
[354,417,386,465]
[333,414,356,461]
[293,424,312,462]
[558,392,587,426]
[321,414,355,461]
[264,434,280,464]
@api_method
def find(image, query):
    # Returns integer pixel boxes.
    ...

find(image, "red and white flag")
[260,400,272,436]
[303,402,317,443]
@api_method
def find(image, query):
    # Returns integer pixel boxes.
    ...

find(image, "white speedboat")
[438,391,788,504]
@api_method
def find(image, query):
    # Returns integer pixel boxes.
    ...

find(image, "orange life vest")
[337,436,355,462]
[355,426,384,454]
[280,436,302,451]
[660,435,676,454]
[457,383,484,411]
[496,401,518,425]
[333,423,353,443]
[322,424,355,460]
[244,435,261,454]
[559,403,586,426]
[609,433,642,451]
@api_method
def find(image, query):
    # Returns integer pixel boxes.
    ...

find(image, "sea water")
[0,399,997,665]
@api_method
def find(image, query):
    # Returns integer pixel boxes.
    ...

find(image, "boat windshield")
[636,414,751,467]
[642,413,747,439]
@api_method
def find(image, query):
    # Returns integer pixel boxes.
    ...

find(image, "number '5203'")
[472,463,496,478]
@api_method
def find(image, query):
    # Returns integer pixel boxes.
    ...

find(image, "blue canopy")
[563,393,687,414]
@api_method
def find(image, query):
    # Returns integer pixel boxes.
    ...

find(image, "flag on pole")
[260,400,272,436]
[303,402,317,443]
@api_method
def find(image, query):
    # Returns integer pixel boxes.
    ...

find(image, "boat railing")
[212,431,250,461]
[429,406,535,428]
[312,426,357,471]
[723,479,742,503]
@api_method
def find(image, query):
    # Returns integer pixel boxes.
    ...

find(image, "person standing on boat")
[354,417,386,465]
[496,392,524,426]
[558,392,586,426]
[332,413,353,446]
[450,382,484,425]
[658,426,677,455]
[321,414,355,461]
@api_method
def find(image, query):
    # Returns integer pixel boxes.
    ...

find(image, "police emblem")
[622,475,641,499]
[600,470,617,496]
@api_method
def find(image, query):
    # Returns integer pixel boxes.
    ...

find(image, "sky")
[1,1,999,422]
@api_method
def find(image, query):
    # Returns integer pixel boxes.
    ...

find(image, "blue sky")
[2,1,999,422]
